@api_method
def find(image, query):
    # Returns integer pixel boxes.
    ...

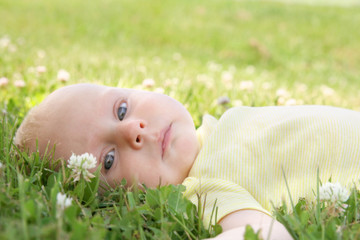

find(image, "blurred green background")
[1,0,360,124]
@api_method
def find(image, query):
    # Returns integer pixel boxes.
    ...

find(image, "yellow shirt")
[182,106,360,226]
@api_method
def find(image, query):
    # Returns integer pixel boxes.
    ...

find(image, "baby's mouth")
[161,123,172,159]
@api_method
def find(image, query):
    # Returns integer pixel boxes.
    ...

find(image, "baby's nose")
[122,120,146,149]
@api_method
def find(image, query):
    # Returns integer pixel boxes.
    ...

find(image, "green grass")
[1,0,360,239]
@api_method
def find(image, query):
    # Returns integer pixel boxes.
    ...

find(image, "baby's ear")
[14,127,25,149]
[12,133,32,158]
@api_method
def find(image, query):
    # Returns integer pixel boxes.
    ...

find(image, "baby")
[16,83,360,239]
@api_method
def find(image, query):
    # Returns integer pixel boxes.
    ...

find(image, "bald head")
[15,83,108,160]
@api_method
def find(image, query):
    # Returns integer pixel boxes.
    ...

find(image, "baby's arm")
[208,210,292,240]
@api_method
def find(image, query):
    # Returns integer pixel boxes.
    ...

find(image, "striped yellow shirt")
[182,106,360,226]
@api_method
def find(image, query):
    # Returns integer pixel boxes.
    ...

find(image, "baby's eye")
[117,102,127,121]
[104,150,115,170]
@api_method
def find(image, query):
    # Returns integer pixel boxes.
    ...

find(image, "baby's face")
[39,84,199,188]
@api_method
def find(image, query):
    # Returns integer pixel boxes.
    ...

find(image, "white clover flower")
[320,85,335,97]
[67,153,97,182]
[262,82,272,90]
[319,182,349,203]
[57,69,70,82]
[228,65,237,73]
[142,78,155,88]
[196,74,210,83]
[8,44,17,52]
[245,65,256,74]
[14,80,26,88]
[233,99,243,107]
[0,162,3,169]
[239,80,254,91]
[221,71,233,82]
[154,87,165,94]
[296,83,308,92]
[13,72,22,80]
[36,65,47,73]
[277,97,286,106]
[56,192,72,212]
[0,77,8,87]
[0,36,11,48]
[276,88,290,98]
[285,98,297,106]
[207,61,222,72]
[37,50,46,59]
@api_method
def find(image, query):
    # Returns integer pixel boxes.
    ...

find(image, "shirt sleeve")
[196,114,218,148]
[182,177,271,227]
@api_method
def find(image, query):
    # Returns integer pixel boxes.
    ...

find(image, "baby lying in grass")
[15,83,360,239]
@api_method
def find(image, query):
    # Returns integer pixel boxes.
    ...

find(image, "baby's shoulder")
[220,105,360,125]
[224,105,359,116]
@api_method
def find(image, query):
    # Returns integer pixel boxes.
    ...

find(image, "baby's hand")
[205,210,293,240]
[204,226,247,240]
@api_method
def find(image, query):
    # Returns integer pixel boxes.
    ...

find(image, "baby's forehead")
[38,85,107,153]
